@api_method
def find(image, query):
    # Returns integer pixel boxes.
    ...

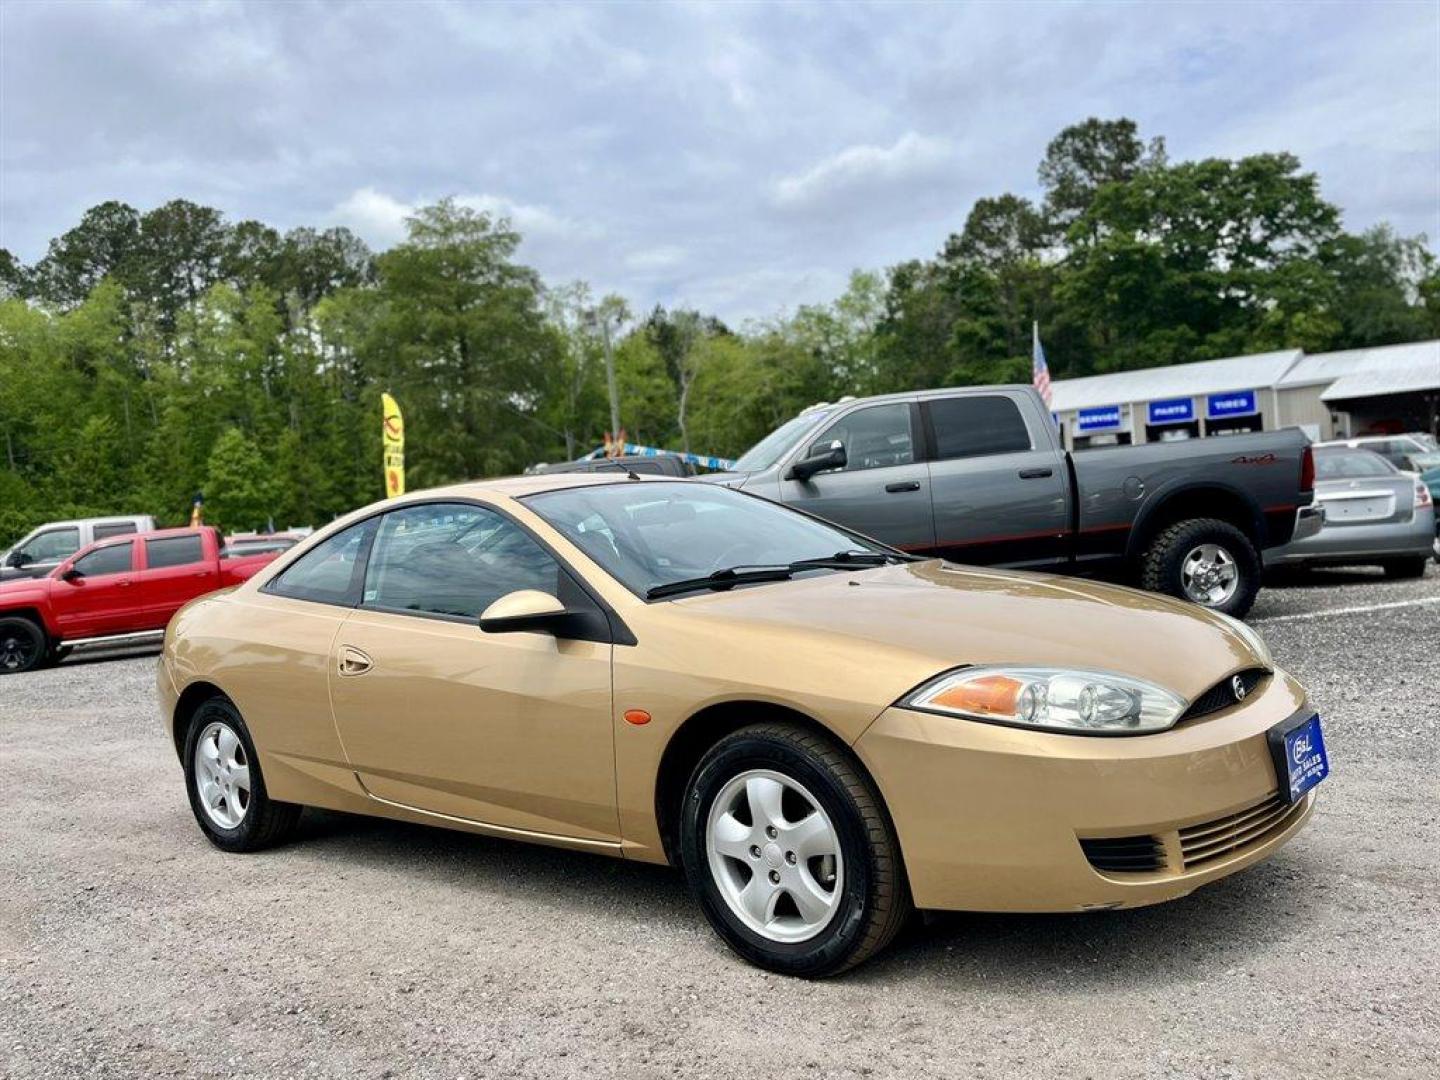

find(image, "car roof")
[404,472,681,502]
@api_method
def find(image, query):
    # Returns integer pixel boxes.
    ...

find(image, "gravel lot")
[3,568,1437,1079]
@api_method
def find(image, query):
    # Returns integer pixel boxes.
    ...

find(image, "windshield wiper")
[645,551,896,600]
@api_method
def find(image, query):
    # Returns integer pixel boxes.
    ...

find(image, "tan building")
[1050,340,1439,451]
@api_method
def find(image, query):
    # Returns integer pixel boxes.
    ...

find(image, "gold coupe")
[160,474,1327,975]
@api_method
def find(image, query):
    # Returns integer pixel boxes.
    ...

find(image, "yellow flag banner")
[381,392,405,498]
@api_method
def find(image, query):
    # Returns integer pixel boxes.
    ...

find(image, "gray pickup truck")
[702,385,1320,616]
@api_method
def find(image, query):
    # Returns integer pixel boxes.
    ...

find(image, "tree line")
[2,117,1436,543]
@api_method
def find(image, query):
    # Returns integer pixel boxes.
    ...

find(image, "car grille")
[1079,791,1307,877]
[1078,835,1166,874]
[1180,668,1269,723]
[1178,794,1302,870]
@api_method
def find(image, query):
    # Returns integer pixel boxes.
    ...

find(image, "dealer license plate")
[1267,713,1329,804]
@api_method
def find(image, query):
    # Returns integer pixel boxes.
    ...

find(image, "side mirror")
[479,589,570,635]
[786,440,847,482]
[61,567,83,582]
[6,550,30,568]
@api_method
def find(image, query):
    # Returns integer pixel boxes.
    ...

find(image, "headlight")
[901,667,1187,735]
[1212,611,1272,667]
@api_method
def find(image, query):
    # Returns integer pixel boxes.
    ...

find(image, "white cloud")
[623,245,687,273]
[772,133,954,212]
[328,188,592,250]
[328,187,412,246]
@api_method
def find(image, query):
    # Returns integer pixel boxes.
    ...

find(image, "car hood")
[665,560,1263,707]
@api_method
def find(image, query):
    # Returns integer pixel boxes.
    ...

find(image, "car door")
[776,400,936,551]
[137,533,218,628]
[922,392,1070,567]
[327,501,618,842]
[49,540,138,638]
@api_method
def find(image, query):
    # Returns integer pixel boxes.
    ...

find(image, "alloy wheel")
[0,631,39,672]
[1181,543,1239,606]
[705,769,843,943]
[194,720,252,830]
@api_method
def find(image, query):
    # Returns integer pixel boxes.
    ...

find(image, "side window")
[20,528,81,562]
[928,395,1033,460]
[807,403,915,472]
[265,522,374,606]
[364,503,562,620]
[146,535,205,569]
[93,522,138,541]
[73,541,133,577]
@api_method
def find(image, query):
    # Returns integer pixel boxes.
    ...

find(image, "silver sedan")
[1266,446,1435,578]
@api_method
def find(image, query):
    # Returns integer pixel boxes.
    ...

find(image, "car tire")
[679,722,911,977]
[183,696,300,852]
[1141,518,1262,617]
[1381,557,1428,580]
[0,617,48,675]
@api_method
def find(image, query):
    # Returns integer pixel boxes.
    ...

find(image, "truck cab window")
[927,396,1032,459]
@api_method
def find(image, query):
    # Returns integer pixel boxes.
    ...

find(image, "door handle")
[1018,468,1054,479]
[884,480,922,493]
[117,579,133,587]
[338,645,373,677]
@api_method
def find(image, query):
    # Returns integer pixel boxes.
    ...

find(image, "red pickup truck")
[0,527,281,674]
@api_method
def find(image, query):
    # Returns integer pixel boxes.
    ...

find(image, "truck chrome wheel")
[194,720,251,830]
[705,769,843,943]
[1181,543,1239,606]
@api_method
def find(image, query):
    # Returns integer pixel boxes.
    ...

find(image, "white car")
[1,515,158,581]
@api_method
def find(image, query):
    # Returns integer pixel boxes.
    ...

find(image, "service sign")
[1147,397,1195,425]
[1207,389,1258,419]
[1077,405,1123,433]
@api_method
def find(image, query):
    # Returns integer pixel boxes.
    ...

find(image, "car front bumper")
[1264,504,1435,566]
[853,670,1316,912]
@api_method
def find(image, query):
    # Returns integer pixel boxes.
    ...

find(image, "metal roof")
[1049,350,1303,413]
[1281,339,1440,388]
[1320,354,1440,402]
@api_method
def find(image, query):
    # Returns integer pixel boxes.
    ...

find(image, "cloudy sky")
[2,0,1437,323]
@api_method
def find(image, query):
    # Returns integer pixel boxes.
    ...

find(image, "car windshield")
[524,481,883,598]
[1314,448,1397,480]
[731,411,829,472]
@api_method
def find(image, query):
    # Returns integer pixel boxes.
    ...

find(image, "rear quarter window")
[264,522,374,606]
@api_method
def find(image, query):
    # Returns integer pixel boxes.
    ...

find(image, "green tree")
[204,427,278,533]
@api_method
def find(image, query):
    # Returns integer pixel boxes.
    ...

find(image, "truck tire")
[1141,518,1261,618]
[0,617,48,674]
[1381,557,1427,580]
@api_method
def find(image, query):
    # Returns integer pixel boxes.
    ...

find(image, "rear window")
[1315,449,1397,480]
[146,535,205,569]
[93,522,138,541]
[927,396,1032,460]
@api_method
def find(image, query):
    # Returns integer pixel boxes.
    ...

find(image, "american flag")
[1031,321,1052,408]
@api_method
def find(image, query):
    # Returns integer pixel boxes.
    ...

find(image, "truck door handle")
[338,646,373,677]
[885,481,921,493]
[1018,468,1053,479]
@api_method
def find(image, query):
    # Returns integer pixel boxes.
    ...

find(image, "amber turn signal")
[930,675,1022,718]
[623,709,652,726]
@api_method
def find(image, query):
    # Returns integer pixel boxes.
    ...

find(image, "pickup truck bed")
[708,384,1318,617]
[0,526,280,674]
